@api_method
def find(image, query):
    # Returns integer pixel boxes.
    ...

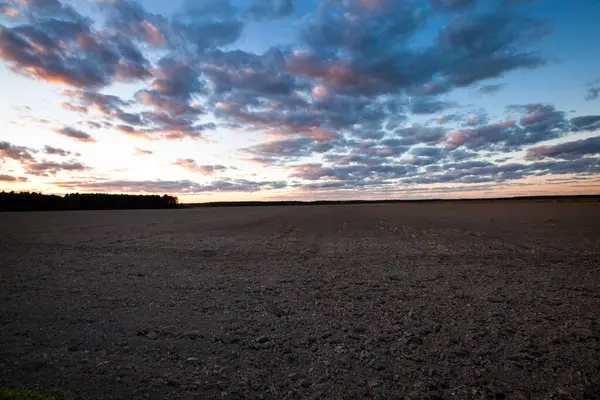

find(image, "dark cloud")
[477,83,506,94]
[55,126,95,142]
[202,0,553,169]
[61,89,128,115]
[62,77,213,141]
[86,121,103,129]
[406,146,448,166]
[101,0,168,46]
[571,115,600,132]
[291,163,417,182]
[0,174,28,183]
[324,154,390,167]
[2,0,245,95]
[291,5,550,97]
[435,13,549,88]
[172,159,227,175]
[527,136,600,159]
[44,145,77,157]
[135,56,205,117]
[403,146,479,167]
[430,0,476,12]
[463,112,490,127]
[445,120,516,150]
[0,141,36,161]
[241,137,336,166]
[446,104,567,150]
[433,113,463,124]
[115,120,216,141]
[0,15,151,87]
[517,103,568,137]
[400,158,600,186]
[394,125,447,146]
[171,0,243,53]
[25,160,89,176]
[410,97,455,115]
[8,0,84,21]
[587,87,600,101]
[204,49,304,98]
[53,178,286,193]
[585,79,600,101]
[293,153,600,192]
[246,0,293,20]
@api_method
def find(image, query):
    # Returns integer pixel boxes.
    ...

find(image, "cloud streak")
[172,159,227,175]
[55,127,95,142]
[0,174,28,182]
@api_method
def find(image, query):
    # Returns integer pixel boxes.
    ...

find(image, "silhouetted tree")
[0,192,179,212]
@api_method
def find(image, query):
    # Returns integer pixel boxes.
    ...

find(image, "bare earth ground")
[1,202,599,400]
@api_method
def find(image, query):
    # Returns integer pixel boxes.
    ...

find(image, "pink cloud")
[172,159,226,175]
[60,102,88,114]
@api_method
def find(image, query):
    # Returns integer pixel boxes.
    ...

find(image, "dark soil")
[1,202,599,399]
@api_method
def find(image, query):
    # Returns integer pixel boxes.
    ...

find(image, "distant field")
[1,202,599,399]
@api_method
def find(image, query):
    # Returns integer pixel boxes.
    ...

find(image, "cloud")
[61,80,214,141]
[172,159,227,175]
[133,148,152,155]
[24,160,89,176]
[291,163,417,181]
[587,87,600,101]
[435,13,549,88]
[100,0,168,47]
[527,136,600,159]
[399,158,600,186]
[292,153,600,192]
[445,104,567,150]
[463,112,490,127]
[55,126,95,142]
[170,0,244,53]
[0,14,151,88]
[571,115,600,132]
[410,97,455,115]
[0,174,28,182]
[240,137,336,166]
[585,79,600,101]
[7,0,84,21]
[477,83,506,94]
[0,141,36,161]
[61,89,128,115]
[53,178,286,193]
[394,125,447,146]
[44,145,77,156]
[246,0,293,20]
[433,113,464,124]
[0,2,19,18]
[430,0,476,12]
[60,102,88,113]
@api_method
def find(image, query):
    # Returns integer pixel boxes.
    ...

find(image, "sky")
[0,0,599,202]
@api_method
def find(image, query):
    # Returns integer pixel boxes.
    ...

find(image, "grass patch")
[0,387,58,400]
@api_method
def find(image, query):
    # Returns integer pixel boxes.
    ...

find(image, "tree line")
[0,191,179,212]
[190,195,600,208]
